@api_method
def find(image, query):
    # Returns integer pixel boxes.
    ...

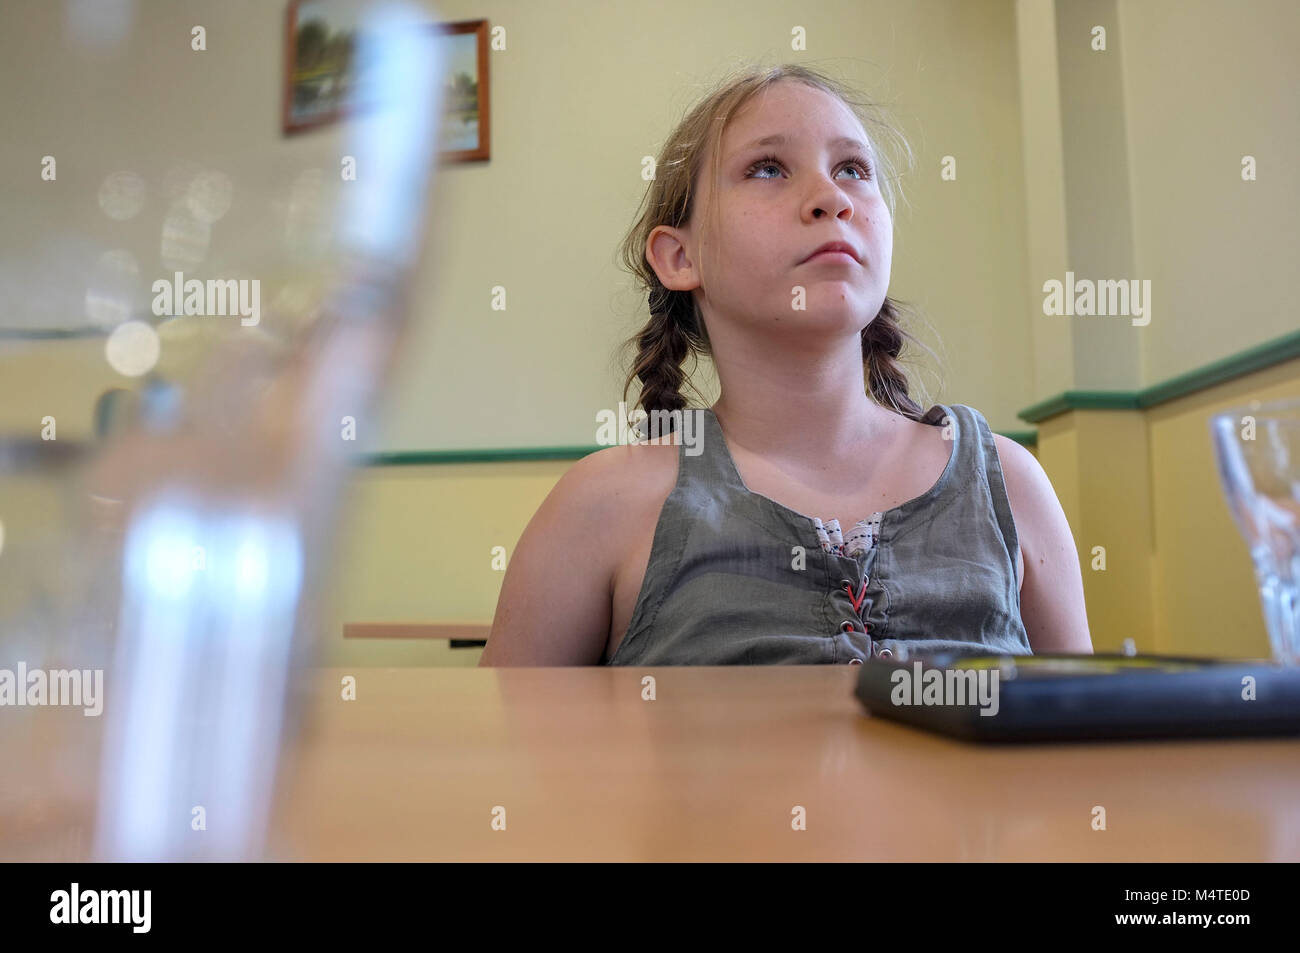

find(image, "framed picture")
[436,19,491,162]
[283,3,490,163]
[282,0,361,134]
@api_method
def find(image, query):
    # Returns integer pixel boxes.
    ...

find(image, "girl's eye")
[743,154,873,181]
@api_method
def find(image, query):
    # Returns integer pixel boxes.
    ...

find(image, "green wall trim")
[1018,391,1140,423]
[1001,430,1038,448]
[358,428,1038,467]
[362,445,601,466]
[1018,328,1300,425]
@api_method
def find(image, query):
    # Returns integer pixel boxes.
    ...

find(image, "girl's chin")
[765,300,883,328]
[762,315,878,340]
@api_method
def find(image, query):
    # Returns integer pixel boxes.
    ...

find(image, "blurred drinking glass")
[0,0,445,861]
[1210,397,1300,665]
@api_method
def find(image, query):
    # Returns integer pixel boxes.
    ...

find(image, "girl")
[481,65,1092,666]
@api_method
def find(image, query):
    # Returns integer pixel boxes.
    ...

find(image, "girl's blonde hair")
[617,63,941,430]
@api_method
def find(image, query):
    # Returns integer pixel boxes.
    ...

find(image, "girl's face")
[680,82,893,340]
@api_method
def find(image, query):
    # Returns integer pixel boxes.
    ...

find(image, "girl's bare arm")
[993,435,1094,653]
[479,451,621,666]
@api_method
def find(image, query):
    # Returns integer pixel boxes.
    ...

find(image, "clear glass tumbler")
[1209,397,1300,665]
[0,0,445,861]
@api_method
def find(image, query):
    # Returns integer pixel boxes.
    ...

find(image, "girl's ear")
[646,224,700,294]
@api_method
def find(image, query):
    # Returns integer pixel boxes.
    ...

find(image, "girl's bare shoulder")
[576,434,681,509]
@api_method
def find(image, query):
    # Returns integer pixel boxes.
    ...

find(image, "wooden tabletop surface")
[268,666,1300,861]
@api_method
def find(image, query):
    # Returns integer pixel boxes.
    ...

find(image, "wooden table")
[268,666,1300,861]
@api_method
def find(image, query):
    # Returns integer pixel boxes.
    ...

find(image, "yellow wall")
[318,461,569,666]
[327,0,1297,665]
[1015,0,1298,660]
[1117,0,1299,383]
[1035,407,1156,654]
[1,1,1296,665]
[0,0,1039,447]
[1016,0,1298,392]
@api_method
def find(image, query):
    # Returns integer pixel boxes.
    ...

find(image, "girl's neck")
[710,388,902,462]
